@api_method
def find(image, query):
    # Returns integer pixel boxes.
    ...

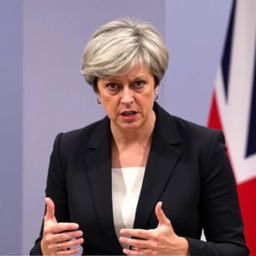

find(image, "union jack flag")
[208,0,256,255]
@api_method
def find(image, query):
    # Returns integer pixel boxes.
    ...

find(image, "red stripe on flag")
[238,178,256,256]
[207,91,223,129]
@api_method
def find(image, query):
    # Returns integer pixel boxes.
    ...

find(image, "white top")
[112,167,146,247]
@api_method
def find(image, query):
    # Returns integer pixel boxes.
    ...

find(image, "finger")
[55,246,82,256]
[155,201,170,226]
[123,248,147,256]
[49,230,83,243]
[119,236,148,248]
[56,237,84,251]
[120,228,152,240]
[123,248,140,255]
[44,197,56,222]
[45,222,80,234]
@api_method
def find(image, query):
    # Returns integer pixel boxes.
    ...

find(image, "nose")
[120,87,134,105]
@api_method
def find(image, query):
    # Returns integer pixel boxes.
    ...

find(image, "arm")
[118,131,249,256]
[186,131,248,255]
[30,134,83,255]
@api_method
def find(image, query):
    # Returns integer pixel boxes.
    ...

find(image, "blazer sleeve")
[186,131,249,256]
[30,133,69,255]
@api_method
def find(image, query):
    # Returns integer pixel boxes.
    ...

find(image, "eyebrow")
[103,75,148,82]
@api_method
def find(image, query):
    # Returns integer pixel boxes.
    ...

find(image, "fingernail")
[73,223,79,229]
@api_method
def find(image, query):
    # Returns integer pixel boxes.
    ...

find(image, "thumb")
[155,201,171,226]
[44,197,57,223]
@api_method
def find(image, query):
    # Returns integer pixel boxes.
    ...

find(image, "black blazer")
[30,103,248,255]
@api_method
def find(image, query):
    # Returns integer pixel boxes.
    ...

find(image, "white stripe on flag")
[215,0,256,184]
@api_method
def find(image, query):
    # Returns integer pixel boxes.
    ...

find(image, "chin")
[120,122,143,131]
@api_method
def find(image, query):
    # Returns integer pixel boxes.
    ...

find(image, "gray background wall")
[0,0,232,254]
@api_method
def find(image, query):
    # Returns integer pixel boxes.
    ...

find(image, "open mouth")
[121,111,137,117]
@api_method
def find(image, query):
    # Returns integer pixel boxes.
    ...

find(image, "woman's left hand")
[119,201,189,256]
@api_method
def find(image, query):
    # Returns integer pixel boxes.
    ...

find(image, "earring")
[154,91,159,101]
[97,97,101,104]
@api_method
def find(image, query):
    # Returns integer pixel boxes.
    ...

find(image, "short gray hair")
[81,17,169,91]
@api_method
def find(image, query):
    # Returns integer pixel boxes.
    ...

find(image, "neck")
[111,112,156,149]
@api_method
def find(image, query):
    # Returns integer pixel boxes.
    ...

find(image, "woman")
[30,18,248,255]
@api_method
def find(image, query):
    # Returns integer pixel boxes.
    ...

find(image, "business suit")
[30,103,248,255]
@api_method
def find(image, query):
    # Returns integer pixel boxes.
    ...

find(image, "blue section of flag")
[221,0,236,101]
[246,47,256,157]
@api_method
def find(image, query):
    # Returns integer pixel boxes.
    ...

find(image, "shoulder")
[52,116,109,152]
[156,105,232,180]
[173,115,223,141]
[172,115,226,161]
[155,102,224,146]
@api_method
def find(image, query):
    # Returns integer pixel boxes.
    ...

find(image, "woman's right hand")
[40,197,84,255]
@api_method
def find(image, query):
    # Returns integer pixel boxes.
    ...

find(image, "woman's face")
[97,64,158,132]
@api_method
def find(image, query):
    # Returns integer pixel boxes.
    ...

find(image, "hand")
[119,201,189,255]
[41,197,84,255]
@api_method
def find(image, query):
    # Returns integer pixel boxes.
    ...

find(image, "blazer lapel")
[86,117,122,249]
[134,103,181,229]
[85,104,181,245]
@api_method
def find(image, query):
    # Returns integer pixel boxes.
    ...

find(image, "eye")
[133,80,146,89]
[106,82,120,92]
